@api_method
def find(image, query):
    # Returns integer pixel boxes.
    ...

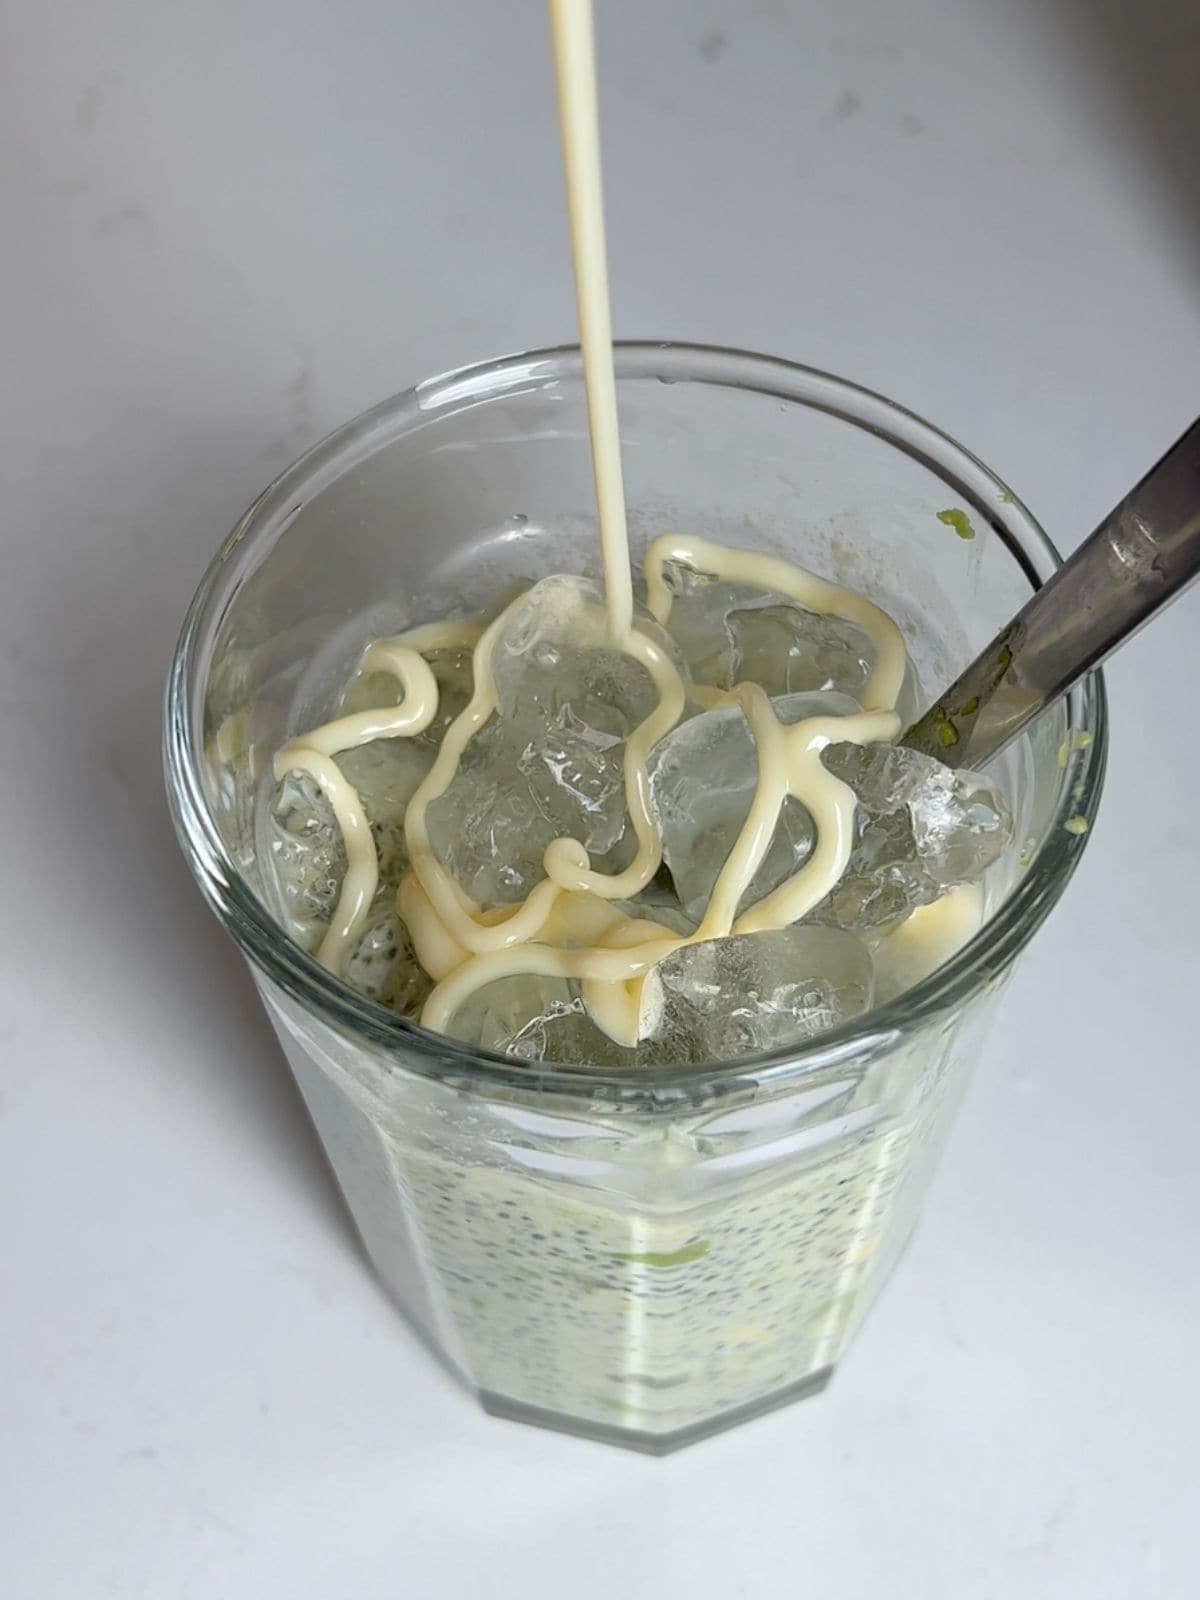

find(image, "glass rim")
[164,340,1107,1109]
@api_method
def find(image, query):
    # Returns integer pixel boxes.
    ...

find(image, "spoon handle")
[902,416,1200,768]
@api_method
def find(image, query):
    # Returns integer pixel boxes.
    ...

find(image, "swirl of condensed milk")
[269,0,917,1049]
[276,537,907,1047]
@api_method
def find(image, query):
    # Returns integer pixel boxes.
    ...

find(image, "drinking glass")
[165,345,1105,1452]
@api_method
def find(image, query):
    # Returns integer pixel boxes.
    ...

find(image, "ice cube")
[815,742,1012,932]
[648,691,860,922]
[269,640,464,939]
[660,561,853,685]
[427,576,685,906]
[441,973,638,1066]
[730,602,876,701]
[503,993,654,1067]
[337,737,431,841]
[490,574,671,741]
[267,739,424,946]
[660,561,922,720]
[423,718,551,903]
[651,925,875,1058]
[441,920,874,1066]
[517,701,627,852]
[655,562,741,687]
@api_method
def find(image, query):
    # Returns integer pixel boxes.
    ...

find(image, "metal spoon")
[902,417,1200,768]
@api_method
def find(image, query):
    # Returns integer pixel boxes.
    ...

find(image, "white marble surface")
[3,1,1198,1595]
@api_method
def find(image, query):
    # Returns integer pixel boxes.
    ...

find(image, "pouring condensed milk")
[267,0,1012,1064]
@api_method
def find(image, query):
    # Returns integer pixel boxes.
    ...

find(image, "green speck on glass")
[616,1239,711,1269]
[1064,815,1089,836]
[937,721,960,747]
[961,695,980,716]
[937,508,976,540]
[999,489,1015,505]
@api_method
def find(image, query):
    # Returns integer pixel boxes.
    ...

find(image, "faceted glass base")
[480,1367,834,1455]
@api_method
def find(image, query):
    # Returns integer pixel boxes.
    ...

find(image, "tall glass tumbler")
[165,345,1105,1452]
